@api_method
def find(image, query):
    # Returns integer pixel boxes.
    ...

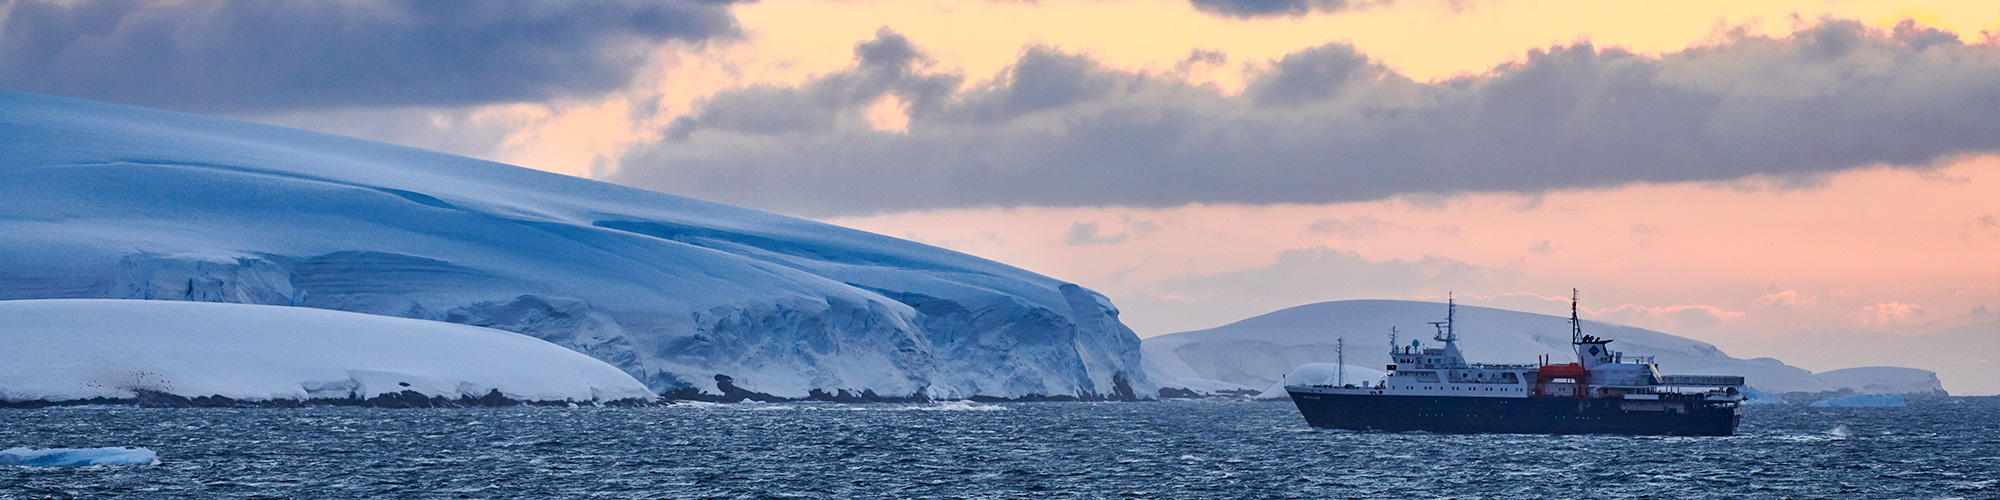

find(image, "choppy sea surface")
[3,398,1996,499]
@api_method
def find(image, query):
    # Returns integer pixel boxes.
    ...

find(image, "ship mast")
[1428,292,1457,344]
[1335,337,1345,386]
[1427,292,1466,368]
[1387,326,1397,355]
[1569,288,1581,344]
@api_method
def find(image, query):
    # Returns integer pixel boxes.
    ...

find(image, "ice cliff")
[1143,300,1940,395]
[0,91,1153,401]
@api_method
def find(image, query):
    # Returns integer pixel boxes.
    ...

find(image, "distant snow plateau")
[0,91,1153,401]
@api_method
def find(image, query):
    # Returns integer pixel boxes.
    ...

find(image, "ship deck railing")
[1468,363,1542,369]
[1657,375,1746,386]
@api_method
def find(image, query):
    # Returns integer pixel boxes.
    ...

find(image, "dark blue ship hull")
[1287,391,1741,436]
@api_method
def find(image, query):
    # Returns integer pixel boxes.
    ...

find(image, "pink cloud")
[1585,303,1746,334]
[1863,301,1926,325]
[1752,290,1817,308]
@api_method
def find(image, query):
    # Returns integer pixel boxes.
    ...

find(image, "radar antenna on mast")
[1569,288,1582,344]
[1429,292,1458,343]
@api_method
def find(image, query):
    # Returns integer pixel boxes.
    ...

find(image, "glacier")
[0,90,1154,401]
[0,299,655,404]
[1,447,158,467]
[1142,300,1939,396]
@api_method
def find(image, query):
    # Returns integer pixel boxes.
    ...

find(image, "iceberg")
[1,447,158,466]
[0,90,1153,401]
[1811,393,1906,407]
[1813,367,1947,396]
[1741,385,1787,405]
[0,299,655,404]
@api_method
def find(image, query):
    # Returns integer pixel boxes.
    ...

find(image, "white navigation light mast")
[1388,326,1397,355]
[1335,337,1345,386]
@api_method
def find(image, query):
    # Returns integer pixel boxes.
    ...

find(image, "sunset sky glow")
[4,0,1996,393]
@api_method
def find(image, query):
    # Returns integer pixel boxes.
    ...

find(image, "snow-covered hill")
[1143,300,1934,395]
[0,91,1153,400]
[0,299,654,404]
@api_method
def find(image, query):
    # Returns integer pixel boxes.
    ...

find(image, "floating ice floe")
[1811,393,1906,407]
[1,447,158,466]
[0,300,656,405]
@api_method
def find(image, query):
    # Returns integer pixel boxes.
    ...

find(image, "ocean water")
[2,398,1995,499]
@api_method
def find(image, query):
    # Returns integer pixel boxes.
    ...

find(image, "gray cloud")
[615,20,2000,217]
[0,0,738,114]
[1186,0,1378,18]
[1064,222,1128,246]
[1306,215,1403,238]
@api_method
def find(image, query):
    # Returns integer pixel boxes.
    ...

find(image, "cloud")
[1863,301,1926,325]
[1752,290,1817,308]
[1306,215,1402,237]
[1587,304,1745,333]
[1185,0,1381,19]
[1064,221,1128,246]
[0,0,738,114]
[1063,217,1160,246]
[614,20,2000,217]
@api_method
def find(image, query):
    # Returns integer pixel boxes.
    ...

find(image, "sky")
[4,0,1997,394]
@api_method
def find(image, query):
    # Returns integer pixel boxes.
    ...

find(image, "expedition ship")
[1285,292,1746,436]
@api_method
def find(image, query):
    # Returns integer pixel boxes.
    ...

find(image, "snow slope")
[1813,367,1947,396]
[0,299,654,403]
[0,91,1151,400]
[1143,300,1922,395]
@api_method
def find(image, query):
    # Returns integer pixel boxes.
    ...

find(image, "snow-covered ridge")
[1143,300,1940,395]
[0,91,1153,400]
[0,300,654,404]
